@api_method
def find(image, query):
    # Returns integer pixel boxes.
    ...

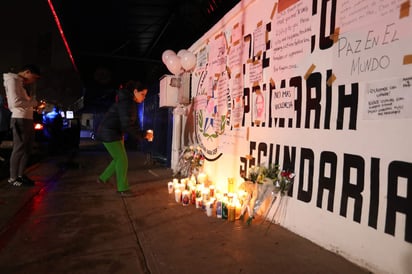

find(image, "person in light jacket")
[3,64,45,186]
[96,80,153,197]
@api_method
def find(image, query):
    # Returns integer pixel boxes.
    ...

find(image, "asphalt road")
[0,140,72,181]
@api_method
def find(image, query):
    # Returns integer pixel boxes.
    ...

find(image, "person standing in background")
[3,64,45,186]
[96,80,153,197]
[0,95,11,162]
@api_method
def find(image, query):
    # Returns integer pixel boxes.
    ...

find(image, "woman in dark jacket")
[96,80,153,197]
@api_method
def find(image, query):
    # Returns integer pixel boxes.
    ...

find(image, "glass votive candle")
[174,189,182,203]
[206,201,213,217]
[216,199,222,218]
[179,183,185,192]
[228,204,236,222]
[202,188,210,202]
[182,190,190,206]
[209,185,215,198]
[195,197,203,209]
[168,182,174,194]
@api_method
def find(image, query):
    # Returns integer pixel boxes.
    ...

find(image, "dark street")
[0,139,369,274]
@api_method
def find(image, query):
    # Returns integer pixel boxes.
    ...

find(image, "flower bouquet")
[174,145,205,178]
[262,169,295,228]
[240,164,280,225]
[274,170,295,195]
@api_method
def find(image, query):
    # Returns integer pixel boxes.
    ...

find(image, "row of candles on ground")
[168,175,244,221]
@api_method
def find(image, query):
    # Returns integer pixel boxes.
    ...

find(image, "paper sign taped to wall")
[363,76,412,120]
[271,87,296,119]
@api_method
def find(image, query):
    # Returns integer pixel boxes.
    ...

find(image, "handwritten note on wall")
[195,46,209,75]
[338,0,406,33]
[229,73,244,128]
[253,22,266,56]
[271,1,311,77]
[271,87,296,119]
[364,76,412,119]
[248,60,263,83]
[209,34,227,74]
[333,17,410,84]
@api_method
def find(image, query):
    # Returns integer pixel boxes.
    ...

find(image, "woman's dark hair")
[123,80,147,93]
[20,64,42,76]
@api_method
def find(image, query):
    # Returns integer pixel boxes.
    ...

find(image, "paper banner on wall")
[248,59,263,84]
[209,33,227,73]
[231,22,243,44]
[228,38,244,70]
[216,71,229,125]
[193,94,208,111]
[195,46,209,75]
[271,0,311,78]
[271,87,295,119]
[363,76,412,120]
[229,72,244,129]
[252,89,266,125]
[337,0,408,33]
[253,21,266,56]
[333,10,412,85]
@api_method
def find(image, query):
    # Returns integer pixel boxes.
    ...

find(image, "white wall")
[181,0,412,273]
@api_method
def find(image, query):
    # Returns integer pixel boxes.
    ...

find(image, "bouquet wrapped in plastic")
[174,145,205,178]
[240,164,280,224]
[262,169,296,226]
[239,164,296,225]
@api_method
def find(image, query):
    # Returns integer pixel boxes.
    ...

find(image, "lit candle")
[216,199,222,218]
[167,181,174,194]
[180,178,187,189]
[197,172,207,184]
[173,179,179,191]
[228,203,236,222]
[209,185,215,198]
[187,180,194,190]
[205,201,213,217]
[227,177,235,193]
[179,183,185,192]
[174,189,182,203]
[182,190,190,206]
[190,185,196,204]
[202,187,210,202]
[235,200,242,219]
[227,193,234,204]
[221,200,228,219]
[195,197,203,209]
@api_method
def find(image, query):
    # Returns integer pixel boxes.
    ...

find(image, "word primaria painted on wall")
[239,141,412,243]
[242,69,358,130]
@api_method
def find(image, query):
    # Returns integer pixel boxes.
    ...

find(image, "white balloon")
[181,51,197,71]
[177,49,188,57]
[166,55,182,75]
[162,49,176,64]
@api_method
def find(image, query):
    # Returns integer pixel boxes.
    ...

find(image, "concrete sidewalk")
[0,141,370,274]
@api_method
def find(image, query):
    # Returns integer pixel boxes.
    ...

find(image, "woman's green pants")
[99,140,129,191]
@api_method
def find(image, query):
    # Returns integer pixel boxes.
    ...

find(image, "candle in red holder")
[209,185,215,198]
[191,188,196,204]
[182,190,190,206]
